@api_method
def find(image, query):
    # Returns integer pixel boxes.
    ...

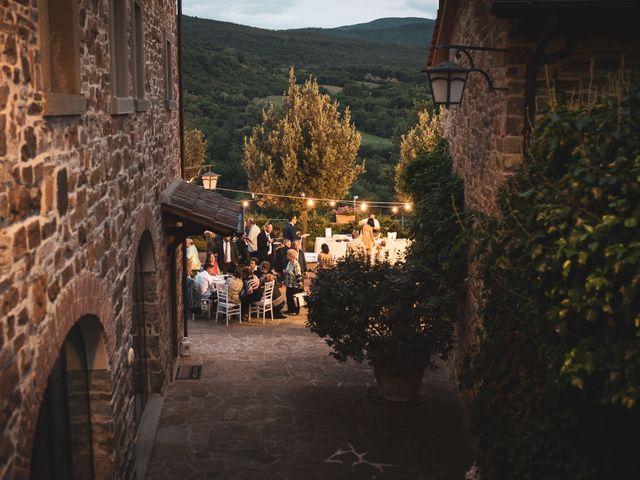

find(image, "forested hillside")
[292,17,434,47]
[183,15,434,200]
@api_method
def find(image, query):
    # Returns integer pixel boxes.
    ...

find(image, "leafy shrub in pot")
[306,254,456,400]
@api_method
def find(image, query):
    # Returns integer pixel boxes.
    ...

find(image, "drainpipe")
[177,0,188,339]
[524,14,557,145]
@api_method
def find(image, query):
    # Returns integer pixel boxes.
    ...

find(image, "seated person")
[316,243,334,270]
[240,266,263,319]
[203,253,220,275]
[347,230,365,256]
[194,262,218,300]
[263,272,286,319]
[249,257,260,278]
[226,269,243,305]
[259,261,271,281]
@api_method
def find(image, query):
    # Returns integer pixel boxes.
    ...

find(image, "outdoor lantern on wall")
[426,45,508,107]
[426,60,471,106]
[201,171,220,190]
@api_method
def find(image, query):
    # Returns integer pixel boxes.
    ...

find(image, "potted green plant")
[306,254,456,401]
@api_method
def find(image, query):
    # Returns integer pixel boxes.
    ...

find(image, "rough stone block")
[12,227,27,261]
[21,127,36,161]
[31,274,47,325]
[56,168,68,216]
[26,220,40,250]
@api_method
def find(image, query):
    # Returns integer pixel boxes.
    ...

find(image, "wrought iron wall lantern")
[186,165,220,190]
[426,45,508,107]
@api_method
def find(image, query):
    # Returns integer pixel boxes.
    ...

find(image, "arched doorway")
[30,315,112,479]
[132,230,163,427]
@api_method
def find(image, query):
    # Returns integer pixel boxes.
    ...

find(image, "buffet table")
[313,236,410,263]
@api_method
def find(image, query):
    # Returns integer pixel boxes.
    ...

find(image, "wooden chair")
[214,282,241,326]
[249,280,275,324]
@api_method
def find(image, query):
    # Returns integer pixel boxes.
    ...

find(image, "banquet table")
[314,237,410,263]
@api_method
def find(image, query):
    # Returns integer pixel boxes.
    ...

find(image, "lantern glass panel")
[202,173,218,190]
[429,74,450,105]
[448,71,468,105]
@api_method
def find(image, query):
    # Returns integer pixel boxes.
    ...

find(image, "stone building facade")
[429,0,640,371]
[1,0,184,478]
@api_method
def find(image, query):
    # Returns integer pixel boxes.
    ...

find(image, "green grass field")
[359,131,394,150]
[319,84,344,95]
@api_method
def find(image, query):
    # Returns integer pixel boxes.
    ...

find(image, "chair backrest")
[215,282,228,303]
[263,280,275,302]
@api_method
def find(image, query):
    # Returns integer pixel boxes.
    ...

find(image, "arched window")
[31,325,94,479]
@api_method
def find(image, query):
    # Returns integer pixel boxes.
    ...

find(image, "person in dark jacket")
[217,236,239,274]
[283,215,299,243]
[273,239,291,280]
[257,223,273,263]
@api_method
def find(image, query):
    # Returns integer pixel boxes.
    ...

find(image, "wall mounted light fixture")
[426,45,508,107]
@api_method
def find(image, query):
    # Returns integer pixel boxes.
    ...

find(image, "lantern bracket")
[432,44,509,92]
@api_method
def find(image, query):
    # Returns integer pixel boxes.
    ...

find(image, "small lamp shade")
[426,61,470,107]
[201,172,220,190]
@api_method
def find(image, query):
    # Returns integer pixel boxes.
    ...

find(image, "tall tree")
[243,68,363,233]
[395,109,443,200]
[184,128,208,178]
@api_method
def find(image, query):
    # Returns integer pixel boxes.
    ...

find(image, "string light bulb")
[306,199,315,208]
[242,200,249,208]
[360,202,368,211]
[329,200,336,207]
[392,206,398,214]
[404,203,412,211]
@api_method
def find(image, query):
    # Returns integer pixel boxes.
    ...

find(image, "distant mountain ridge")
[290,17,435,47]
[183,16,432,67]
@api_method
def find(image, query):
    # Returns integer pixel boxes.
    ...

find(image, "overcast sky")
[182,0,438,30]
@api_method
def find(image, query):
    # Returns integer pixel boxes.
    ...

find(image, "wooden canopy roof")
[161,179,242,236]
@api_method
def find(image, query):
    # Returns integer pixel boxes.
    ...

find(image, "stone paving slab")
[147,312,475,479]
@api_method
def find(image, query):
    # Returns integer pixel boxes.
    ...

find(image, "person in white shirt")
[194,262,218,300]
[186,237,201,276]
[245,218,260,255]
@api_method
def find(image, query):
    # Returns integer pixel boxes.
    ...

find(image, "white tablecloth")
[314,237,410,263]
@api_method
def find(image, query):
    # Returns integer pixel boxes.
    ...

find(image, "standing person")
[362,218,376,258]
[245,218,260,258]
[284,249,304,315]
[292,240,307,275]
[204,231,217,257]
[273,239,291,278]
[284,214,299,244]
[316,243,335,270]
[240,266,263,320]
[217,236,239,273]
[257,223,273,263]
[369,214,381,237]
[236,233,249,266]
[185,237,201,277]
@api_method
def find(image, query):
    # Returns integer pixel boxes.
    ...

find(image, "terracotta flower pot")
[373,363,425,402]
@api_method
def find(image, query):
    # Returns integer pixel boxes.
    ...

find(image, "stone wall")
[0,1,181,478]
[440,0,640,377]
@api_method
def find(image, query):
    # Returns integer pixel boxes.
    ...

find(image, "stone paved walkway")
[146,312,475,480]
